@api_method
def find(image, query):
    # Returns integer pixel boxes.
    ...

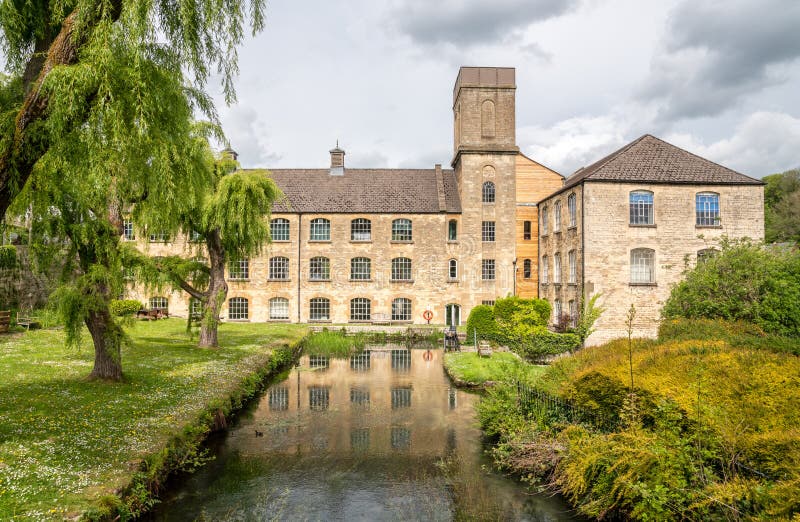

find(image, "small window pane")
[309,257,330,280]
[230,297,250,320]
[523,221,531,240]
[541,256,549,284]
[123,220,135,241]
[541,206,548,234]
[631,248,655,283]
[269,257,289,280]
[630,191,654,225]
[482,259,495,281]
[149,231,168,242]
[351,219,371,241]
[269,297,288,320]
[310,298,330,321]
[350,298,371,321]
[149,296,168,312]
[554,201,562,230]
[392,219,412,241]
[448,259,457,279]
[553,299,562,322]
[271,218,290,241]
[523,259,532,279]
[351,257,371,280]
[310,218,331,241]
[569,300,578,328]
[568,193,577,227]
[229,259,250,280]
[482,181,495,203]
[696,193,720,226]
[448,220,457,241]
[391,257,412,281]
[568,250,576,284]
[482,221,495,242]
[392,298,411,321]
[554,254,562,284]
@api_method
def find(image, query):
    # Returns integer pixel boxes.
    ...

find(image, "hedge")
[110,299,144,317]
[516,331,581,363]
[465,305,499,344]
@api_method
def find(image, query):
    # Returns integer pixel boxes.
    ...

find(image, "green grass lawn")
[443,351,547,386]
[0,319,307,520]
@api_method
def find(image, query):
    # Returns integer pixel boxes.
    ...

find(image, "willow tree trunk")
[198,229,227,348]
[86,303,123,381]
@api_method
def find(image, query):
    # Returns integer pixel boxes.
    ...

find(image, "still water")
[150,348,580,521]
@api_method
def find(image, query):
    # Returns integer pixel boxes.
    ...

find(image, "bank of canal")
[149,347,580,520]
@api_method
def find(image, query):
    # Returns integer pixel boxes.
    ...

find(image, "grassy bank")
[478,319,800,520]
[443,351,546,388]
[0,319,307,520]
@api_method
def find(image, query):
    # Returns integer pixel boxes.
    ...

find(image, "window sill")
[390,240,414,244]
[447,240,459,244]
[523,236,532,241]
[309,319,332,323]
[229,278,250,282]
[553,282,562,287]
[554,231,562,235]
[227,318,251,322]
[540,283,549,286]
[568,282,578,287]
[309,278,331,282]
[447,278,459,283]
[481,279,496,282]
[308,240,332,243]
[540,234,548,238]
[272,239,291,243]
[349,320,372,324]
[568,225,578,231]
[350,240,372,243]
[629,224,656,228]
[695,225,723,229]
[267,278,291,282]
[148,241,169,244]
[482,240,496,243]
[629,282,657,287]
[390,279,414,283]
[268,318,291,322]
[349,278,373,282]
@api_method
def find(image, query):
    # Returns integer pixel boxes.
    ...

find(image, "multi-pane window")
[482,221,496,242]
[268,297,288,320]
[149,231,168,242]
[568,193,577,227]
[482,259,496,280]
[448,259,458,279]
[696,193,720,226]
[554,253,562,284]
[189,298,203,318]
[123,220,135,241]
[229,259,250,280]
[448,220,457,241]
[271,218,290,241]
[553,299,562,323]
[631,248,656,284]
[189,230,203,243]
[697,248,716,264]
[310,218,331,241]
[350,257,371,280]
[481,300,496,306]
[149,296,168,312]
[541,256,549,284]
[523,221,532,240]
[523,259,532,279]
[554,201,562,230]
[482,181,496,203]
[309,257,330,280]
[392,219,413,241]
[391,257,412,281]
[351,218,371,241]
[269,257,289,280]
[568,250,576,284]
[541,206,548,234]
[630,191,654,225]
[569,299,578,328]
[229,297,249,320]
[309,297,330,321]
[392,298,412,321]
[350,298,371,321]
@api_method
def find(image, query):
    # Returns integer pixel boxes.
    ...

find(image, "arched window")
[351,218,371,241]
[350,298,371,321]
[448,220,457,241]
[310,218,331,241]
[554,201,562,230]
[481,99,496,138]
[568,250,577,284]
[541,205,549,233]
[229,297,250,320]
[309,297,330,321]
[229,259,249,280]
[392,298,412,322]
[350,257,371,280]
[448,259,458,279]
[523,220,532,240]
[268,297,287,320]
[541,256,549,284]
[631,248,656,283]
[269,257,289,280]
[697,248,717,264]
[568,193,577,227]
[553,299,562,323]
[391,257,412,281]
[523,259,532,279]
[309,257,330,280]
[392,219,412,241]
[482,181,495,203]
[271,218,290,241]
[149,296,168,312]
[630,191,654,225]
[553,253,562,284]
[696,192,720,226]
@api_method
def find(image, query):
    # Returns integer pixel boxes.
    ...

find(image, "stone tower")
[452,67,519,317]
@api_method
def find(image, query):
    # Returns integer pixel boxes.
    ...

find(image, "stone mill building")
[127,66,764,345]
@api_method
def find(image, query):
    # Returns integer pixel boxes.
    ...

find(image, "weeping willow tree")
[0,0,267,380]
[148,156,282,348]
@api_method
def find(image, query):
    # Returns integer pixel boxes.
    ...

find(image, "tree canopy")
[763,168,800,244]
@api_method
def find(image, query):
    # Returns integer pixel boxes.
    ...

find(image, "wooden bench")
[478,340,493,357]
[136,309,169,320]
[0,311,10,333]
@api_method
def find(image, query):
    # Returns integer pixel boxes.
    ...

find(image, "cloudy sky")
[208,0,799,178]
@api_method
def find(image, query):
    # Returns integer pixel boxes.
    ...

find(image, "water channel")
[150,347,581,521]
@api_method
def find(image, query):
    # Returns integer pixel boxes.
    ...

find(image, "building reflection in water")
[309,355,329,370]
[350,351,371,371]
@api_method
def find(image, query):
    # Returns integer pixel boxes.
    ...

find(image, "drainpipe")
[297,212,302,323]
[512,258,517,295]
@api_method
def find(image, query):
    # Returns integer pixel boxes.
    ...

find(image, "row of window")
[552,298,579,328]
[224,257,499,281]
[540,251,578,285]
[541,193,578,234]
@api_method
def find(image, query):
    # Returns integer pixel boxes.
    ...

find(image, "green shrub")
[516,331,580,363]
[109,299,143,317]
[659,318,800,355]
[663,238,800,337]
[465,305,499,344]
[0,245,16,269]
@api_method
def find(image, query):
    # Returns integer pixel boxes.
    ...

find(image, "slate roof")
[253,168,462,214]
[554,134,763,198]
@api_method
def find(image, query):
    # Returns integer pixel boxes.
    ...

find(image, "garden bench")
[478,340,493,357]
[136,309,169,320]
[0,311,10,333]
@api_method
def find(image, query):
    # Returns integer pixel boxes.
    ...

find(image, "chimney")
[329,141,345,175]
[221,146,238,162]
